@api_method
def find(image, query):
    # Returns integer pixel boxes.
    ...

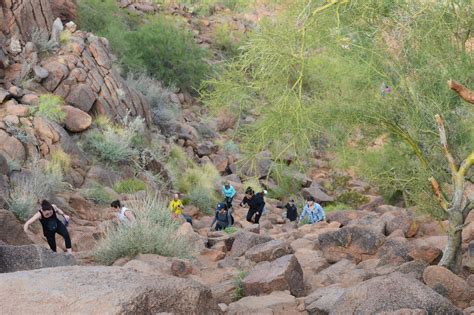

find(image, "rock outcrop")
[0,210,32,245]
[0,265,221,314]
[0,244,76,273]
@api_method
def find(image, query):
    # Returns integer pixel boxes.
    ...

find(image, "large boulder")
[62,105,92,132]
[0,265,221,314]
[227,291,298,315]
[304,286,346,315]
[330,272,461,314]
[245,240,294,263]
[385,213,419,238]
[243,254,305,297]
[376,237,411,265]
[0,129,26,162]
[0,244,76,273]
[318,225,386,263]
[230,230,272,257]
[302,183,334,203]
[0,210,32,245]
[423,266,474,309]
[176,223,205,253]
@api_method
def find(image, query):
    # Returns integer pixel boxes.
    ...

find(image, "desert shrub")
[93,194,192,265]
[324,203,352,213]
[122,17,210,91]
[94,115,112,130]
[59,30,72,45]
[241,177,262,193]
[8,165,65,222]
[114,178,147,194]
[336,191,369,209]
[30,28,55,53]
[213,22,244,56]
[46,149,71,175]
[37,94,65,123]
[126,73,181,135]
[223,140,240,155]
[82,183,114,205]
[233,270,248,301]
[224,226,238,234]
[83,115,144,163]
[184,187,215,214]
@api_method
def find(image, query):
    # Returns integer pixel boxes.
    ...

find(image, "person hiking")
[168,193,184,218]
[23,200,72,253]
[111,200,135,224]
[168,194,193,225]
[299,196,325,224]
[210,202,234,231]
[285,199,298,222]
[222,182,236,210]
[240,187,265,224]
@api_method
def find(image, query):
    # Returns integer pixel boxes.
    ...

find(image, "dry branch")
[448,80,474,104]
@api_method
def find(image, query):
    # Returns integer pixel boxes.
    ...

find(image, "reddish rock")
[408,246,442,264]
[0,210,32,245]
[201,248,225,262]
[42,61,69,92]
[301,183,334,203]
[227,291,298,314]
[230,230,272,257]
[386,214,419,238]
[376,237,411,265]
[0,129,26,162]
[243,254,305,297]
[171,259,193,277]
[50,0,77,23]
[20,94,39,105]
[423,266,474,309]
[62,105,92,132]
[245,240,294,263]
[65,83,95,112]
[318,225,386,263]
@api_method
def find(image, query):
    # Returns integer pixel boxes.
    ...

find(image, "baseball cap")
[216,203,226,210]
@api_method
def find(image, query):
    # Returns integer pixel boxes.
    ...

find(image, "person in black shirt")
[285,199,298,222]
[240,187,265,224]
[23,200,72,253]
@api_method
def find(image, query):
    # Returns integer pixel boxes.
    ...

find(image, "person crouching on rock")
[240,187,265,224]
[168,193,193,225]
[299,196,325,224]
[210,202,234,231]
[23,200,72,253]
[111,200,135,224]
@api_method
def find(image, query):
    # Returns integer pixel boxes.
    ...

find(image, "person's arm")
[230,186,236,197]
[240,197,248,207]
[53,204,70,221]
[316,204,326,221]
[125,210,135,222]
[299,206,308,222]
[227,211,232,226]
[24,212,41,232]
[210,213,217,229]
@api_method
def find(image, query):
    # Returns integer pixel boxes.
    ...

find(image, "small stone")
[65,21,77,32]
[20,94,39,105]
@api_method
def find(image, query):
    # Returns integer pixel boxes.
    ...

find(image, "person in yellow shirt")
[169,193,184,217]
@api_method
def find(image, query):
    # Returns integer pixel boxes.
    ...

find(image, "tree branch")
[435,115,458,176]
[459,152,474,178]
[429,177,449,211]
[463,200,473,219]
[448,80,474,104]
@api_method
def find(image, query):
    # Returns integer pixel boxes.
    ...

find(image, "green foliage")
[122,17,210,91]
[335,191,369,209]
[166,145,220,213]
[232,270,248,301]
[114,178,147,194]
[37,94,65,123]
[83,115,144,163]
[241,177,262,194]
[160,0,253,16]
[224,226,238,234]
[93,194,192,265]
[324,203,352,213]
[46,149,71,175]
[59,30,72,45]
[78,0,209,90]
[223,140,240,155]
[82,183,114,205]
[213,22,244,56]
[8,164,65,222]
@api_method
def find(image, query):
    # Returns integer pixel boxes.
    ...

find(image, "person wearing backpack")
[210,202,234,231]
[285,199,298,222]
[240,187,265,224]
[222,182,236,210]
[23,199,72,253]
[111,200,135,224]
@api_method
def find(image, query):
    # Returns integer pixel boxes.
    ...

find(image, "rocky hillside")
[0,1,473,314]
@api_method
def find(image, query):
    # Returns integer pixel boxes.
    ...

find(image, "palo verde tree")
[431,81,474,273]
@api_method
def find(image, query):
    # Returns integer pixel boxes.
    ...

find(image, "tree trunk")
[439,209,464,273]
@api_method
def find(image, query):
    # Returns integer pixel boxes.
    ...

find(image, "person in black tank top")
[24,200,73,253]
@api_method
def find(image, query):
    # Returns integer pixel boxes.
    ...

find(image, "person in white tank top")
[111,200,135,224]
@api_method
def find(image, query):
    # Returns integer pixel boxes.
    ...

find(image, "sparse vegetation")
[93,194,192,265]
[82,183,114,205]
[30,28,56,53]
[233,270,248,301]
[46,149,71,175]
[36,94,66,123]
[114,178,147,194]
[224,226,238,234]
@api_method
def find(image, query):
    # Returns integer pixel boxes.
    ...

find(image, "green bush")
[122,17,210,91]
[37,94,65,123]
[114,178,147,194]
[233,270,248,301]
[335,191,369,209]
[324,203,352,214]
[82,183,114,205]
[93,194,192,265]
[224,226,238,234]
[83,116,144,163]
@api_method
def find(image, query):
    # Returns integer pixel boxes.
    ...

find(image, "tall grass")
[93,194,193,265]
[37,94,66,123]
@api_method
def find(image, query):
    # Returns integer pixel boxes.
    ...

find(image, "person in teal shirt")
[299,196,325,224]
[222,182,236,210]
